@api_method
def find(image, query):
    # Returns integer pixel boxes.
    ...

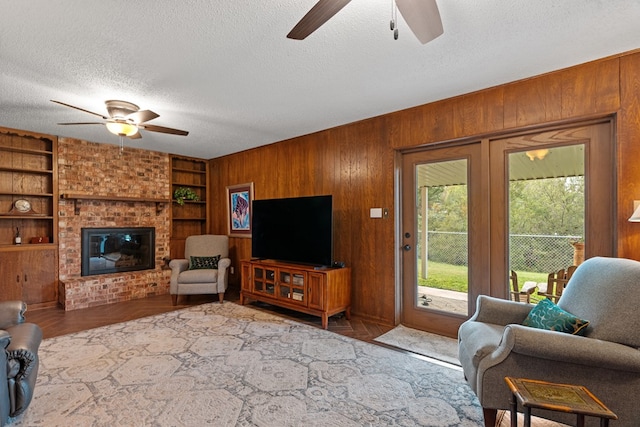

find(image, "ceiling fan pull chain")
[392,0,399,40]
[390,0,395,30]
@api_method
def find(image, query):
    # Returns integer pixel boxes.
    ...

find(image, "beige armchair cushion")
[178,269,218,284]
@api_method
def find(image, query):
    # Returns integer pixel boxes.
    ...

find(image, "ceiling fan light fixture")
[106,122,138,137]
[51,99,188,138]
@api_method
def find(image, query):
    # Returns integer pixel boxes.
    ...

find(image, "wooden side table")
[504,377,618,427]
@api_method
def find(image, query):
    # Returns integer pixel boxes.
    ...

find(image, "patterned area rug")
[10,302,484,426]
[374,324,460,366]
[372,326,567,427]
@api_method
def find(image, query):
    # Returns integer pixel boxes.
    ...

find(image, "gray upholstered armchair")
[458,257,640,427]
[169,235,231,304]
[1,301,42,426]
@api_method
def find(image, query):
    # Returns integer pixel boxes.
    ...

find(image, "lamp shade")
[106,122,138,137]
[629,204,640,222]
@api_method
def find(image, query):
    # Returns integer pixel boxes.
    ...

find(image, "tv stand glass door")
[278,271,306,302]
[252,266,276,296]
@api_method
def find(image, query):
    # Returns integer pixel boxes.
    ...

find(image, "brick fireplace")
[57,138,171,310]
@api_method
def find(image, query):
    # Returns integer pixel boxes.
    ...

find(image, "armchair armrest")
[0,301,26,329]
[470,295,533,326]
[217,258,231,291]
[5,323,43,380]
[5,323,42,417]
[168,259,189,273]
[169,259,189,292]
[218,257,231,271]
[500,324,640,373]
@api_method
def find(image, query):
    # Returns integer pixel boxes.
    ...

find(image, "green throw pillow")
[522,298,590,335]
[189,255,221,270]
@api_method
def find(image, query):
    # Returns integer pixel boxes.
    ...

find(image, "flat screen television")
[252,195,333,267]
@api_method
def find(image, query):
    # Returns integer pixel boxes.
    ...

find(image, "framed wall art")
[226,182,254,238]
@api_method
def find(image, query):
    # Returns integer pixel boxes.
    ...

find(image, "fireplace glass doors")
[81,227,155,276]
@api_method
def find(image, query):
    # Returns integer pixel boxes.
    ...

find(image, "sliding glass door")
[400,120,614,337]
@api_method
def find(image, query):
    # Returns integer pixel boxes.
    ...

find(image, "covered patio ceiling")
[418,144,585,188]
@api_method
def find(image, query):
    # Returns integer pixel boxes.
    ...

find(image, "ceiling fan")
[51,99,189,139]
[287,0,443,44]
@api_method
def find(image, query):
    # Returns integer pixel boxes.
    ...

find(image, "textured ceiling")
[1,1,639,159]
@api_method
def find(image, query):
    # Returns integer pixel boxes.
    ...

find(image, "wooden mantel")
[60,193,170,215]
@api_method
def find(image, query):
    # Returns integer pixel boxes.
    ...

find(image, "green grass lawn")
[418,261,548,303]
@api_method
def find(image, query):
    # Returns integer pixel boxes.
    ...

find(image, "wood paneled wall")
[211,49,640,326]
[210,118,397,324]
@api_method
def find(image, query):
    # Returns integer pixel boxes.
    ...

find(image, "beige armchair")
[458,257,640,427]
[169,235,231,304]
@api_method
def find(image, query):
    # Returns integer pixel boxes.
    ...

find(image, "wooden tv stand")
[240,259,351,329]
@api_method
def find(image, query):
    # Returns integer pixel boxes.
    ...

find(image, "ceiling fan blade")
[287,0,352,40]
[395,0,444,44]
[56,122,105,126]
[50,100,108,119]
[128,131,142,139]
[139,124,189,136]
[126,109,159,124]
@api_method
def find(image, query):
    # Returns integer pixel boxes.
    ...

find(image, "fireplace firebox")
[81,227,155,276]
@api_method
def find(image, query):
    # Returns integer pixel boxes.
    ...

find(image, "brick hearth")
[57,138,171,310]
